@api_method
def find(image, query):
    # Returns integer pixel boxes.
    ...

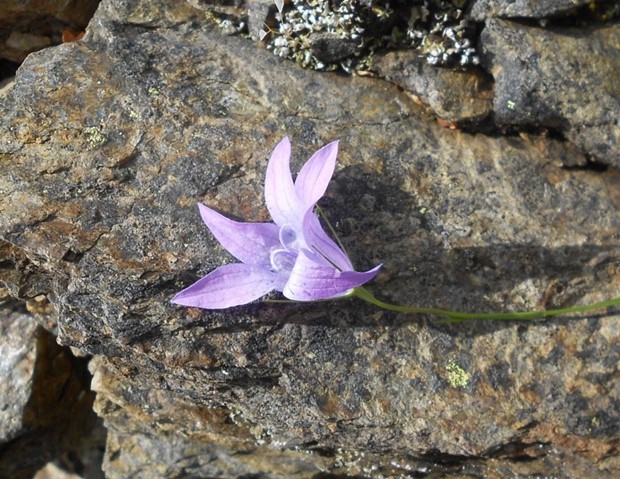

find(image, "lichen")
[84,126,106,149]
[260,0,478,72]
[590,416,600,429]
[206,0,619,74]
[445,359,470,388]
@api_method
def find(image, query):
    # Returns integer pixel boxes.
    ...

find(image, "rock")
[469,0,592,20]
[0,308,105,479]
[89,355,335,478]
[91,357,620,479]
[0,309,39,444]
[247,0,278,41]
[5,32,53,57]
[1,0,619,477]
[371,50,493,124]
[480,18,620,167]
[0,0,101,63]
[310,32,360,64]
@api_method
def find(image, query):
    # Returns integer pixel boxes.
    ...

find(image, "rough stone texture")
[0,0,101,63]
[0,0,619,477]
[247,0,277,40]
[310,32,361,64]
[90,356,338,478]
[469,0,592,20]
[0,308,39,444]
[90,344,620,478]
[0,307,105,479]
[480,18,620,168]
[371,50,493,124]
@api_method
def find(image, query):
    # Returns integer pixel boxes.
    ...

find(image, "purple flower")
[171,137,382,309]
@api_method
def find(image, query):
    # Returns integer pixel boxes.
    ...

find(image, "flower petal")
[295,140,338,209]
[264,137,306,227]
[302,208,353,271]
[198,203,280,266]
[283,250,382,301]
[171,263,285,309]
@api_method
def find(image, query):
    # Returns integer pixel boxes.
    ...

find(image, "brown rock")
[371,50,493,124]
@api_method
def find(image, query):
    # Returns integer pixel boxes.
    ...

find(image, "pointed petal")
[295,140,338,208]
[282,250,382,301]
[302,209,353,271]
[199,203,280,266]
[171,263,285,309]
[264,137,305,227]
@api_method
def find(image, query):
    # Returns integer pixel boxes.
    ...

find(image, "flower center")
[270,248,297,273]
[270,224,305,273]
[279,224,302,251]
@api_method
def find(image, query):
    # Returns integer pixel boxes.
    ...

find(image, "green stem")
[352,286,620,322]
[311,208,620,322]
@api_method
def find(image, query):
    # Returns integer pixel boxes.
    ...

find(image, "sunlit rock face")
[0,0,618,477]
[469,0,593,20]
[480,18,620,168]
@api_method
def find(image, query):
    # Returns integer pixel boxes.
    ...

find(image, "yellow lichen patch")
[84,126,106,149]
[445,360,470,388]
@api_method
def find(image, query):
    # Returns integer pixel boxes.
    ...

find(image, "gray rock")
[0,309,39,444]
[371,50,493,124]
[469,0,591,20]
[480,18,620,167]
[1,0,619,477]
[310,32,360,64]
[247,0,277,41]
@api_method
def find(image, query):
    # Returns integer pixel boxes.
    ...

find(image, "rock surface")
[0,0,619,477]
[480,18,620,167]
[0,306,105,479]
[371,50,493,124]
[469,0,592,20]
[0,308,39,444]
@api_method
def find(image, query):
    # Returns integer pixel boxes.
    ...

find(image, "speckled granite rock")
[469,0,592,20]
[0,0,619,477]
[480,18,620,167]
[0,0,100,63]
